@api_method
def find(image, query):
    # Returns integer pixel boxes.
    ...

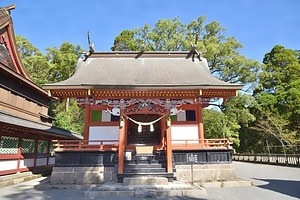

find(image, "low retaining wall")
[175,164,237,183]
[233,153,300,167]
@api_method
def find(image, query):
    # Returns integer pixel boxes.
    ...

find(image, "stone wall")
[51,166,115,184]
[175,164,237,183]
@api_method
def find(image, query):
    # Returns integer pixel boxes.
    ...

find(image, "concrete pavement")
[0,161,299,200]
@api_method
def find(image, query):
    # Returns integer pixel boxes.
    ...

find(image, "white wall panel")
[89,126,119,144]
[0,160,18,171]
[171,125,198,144]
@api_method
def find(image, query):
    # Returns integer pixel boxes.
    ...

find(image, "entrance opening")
[127,114,161,145]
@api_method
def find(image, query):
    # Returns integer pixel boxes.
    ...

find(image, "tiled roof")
[0,110,83,140]
[43,51,243,90]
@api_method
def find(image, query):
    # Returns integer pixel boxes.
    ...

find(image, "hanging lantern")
[138,124,142,133]
[150,123,154,132]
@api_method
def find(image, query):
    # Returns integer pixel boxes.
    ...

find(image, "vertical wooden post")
[46,139,51,165]
[197,103,204,146]
[118,109,125,174]
[17,136,22,172]
[83,103,90,140]
[160,115,166,149]
[165,110,173,173]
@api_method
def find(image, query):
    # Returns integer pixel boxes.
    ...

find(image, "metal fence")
[232,153,300,167]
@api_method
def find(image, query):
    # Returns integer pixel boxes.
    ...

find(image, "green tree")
[16,36,84,135]
[252,45,300,148]
[111,16,260,86]
[46,42,85,134]
[203,108,225,139]
[52,99,84,134]
[46,42,83,83]
[15,35,50,85]
[203,94,256,147]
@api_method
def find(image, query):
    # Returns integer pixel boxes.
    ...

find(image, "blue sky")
[2,0,299,62]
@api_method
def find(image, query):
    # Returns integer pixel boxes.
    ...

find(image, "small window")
[186,110,196,121]
[111,115,120,122]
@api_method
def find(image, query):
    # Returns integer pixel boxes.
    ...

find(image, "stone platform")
[84,177,207,198]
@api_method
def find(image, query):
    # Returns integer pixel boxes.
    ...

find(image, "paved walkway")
[207,162,300,200]
[0,161,299,200]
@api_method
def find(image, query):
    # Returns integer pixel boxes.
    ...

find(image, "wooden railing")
[171,138,232,150]
[53,140,119,152]
[53,138,231,152]
[233,153,300,167]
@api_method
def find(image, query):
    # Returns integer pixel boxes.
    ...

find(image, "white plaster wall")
[171,125,199,144]
[19,158,34,168]
[89,126,119,144]
[0,160,18,171]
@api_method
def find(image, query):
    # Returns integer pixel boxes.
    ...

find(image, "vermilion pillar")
[197,102,204,146]
[160,115,166,149]
[83,103,90,140]
[118,109,125,174]
[165,110,173,173]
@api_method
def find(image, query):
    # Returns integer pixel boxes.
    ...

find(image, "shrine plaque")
[186,153,198,163]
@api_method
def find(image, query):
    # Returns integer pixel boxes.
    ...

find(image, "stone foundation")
[123,177,168,186]
[51,166,115,184]
[175,164,237,183]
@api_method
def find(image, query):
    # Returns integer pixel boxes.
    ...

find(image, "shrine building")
[0,5,82,176]
[43,46,243,183]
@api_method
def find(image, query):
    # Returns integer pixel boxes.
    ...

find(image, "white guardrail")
[232,153,300,167]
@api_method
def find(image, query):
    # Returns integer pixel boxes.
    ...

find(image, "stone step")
[0,171,33,181]
[134,160,159,164]
[84,180,207,198]
[124,168,167,173]
[117,172,174,183]
[0,172,43,188]
[123,177,169,186]
[124,163,163,168]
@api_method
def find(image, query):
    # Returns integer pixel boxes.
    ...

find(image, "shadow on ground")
[255,178,300,199]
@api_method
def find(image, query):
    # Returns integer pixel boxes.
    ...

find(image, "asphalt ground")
[0,161,299,200]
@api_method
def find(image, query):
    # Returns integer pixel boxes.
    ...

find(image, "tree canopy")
[251,45,300,147]
[112,16,260,87]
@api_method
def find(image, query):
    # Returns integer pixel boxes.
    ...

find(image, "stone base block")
[51,167,114,184]
[175,163,237,183]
